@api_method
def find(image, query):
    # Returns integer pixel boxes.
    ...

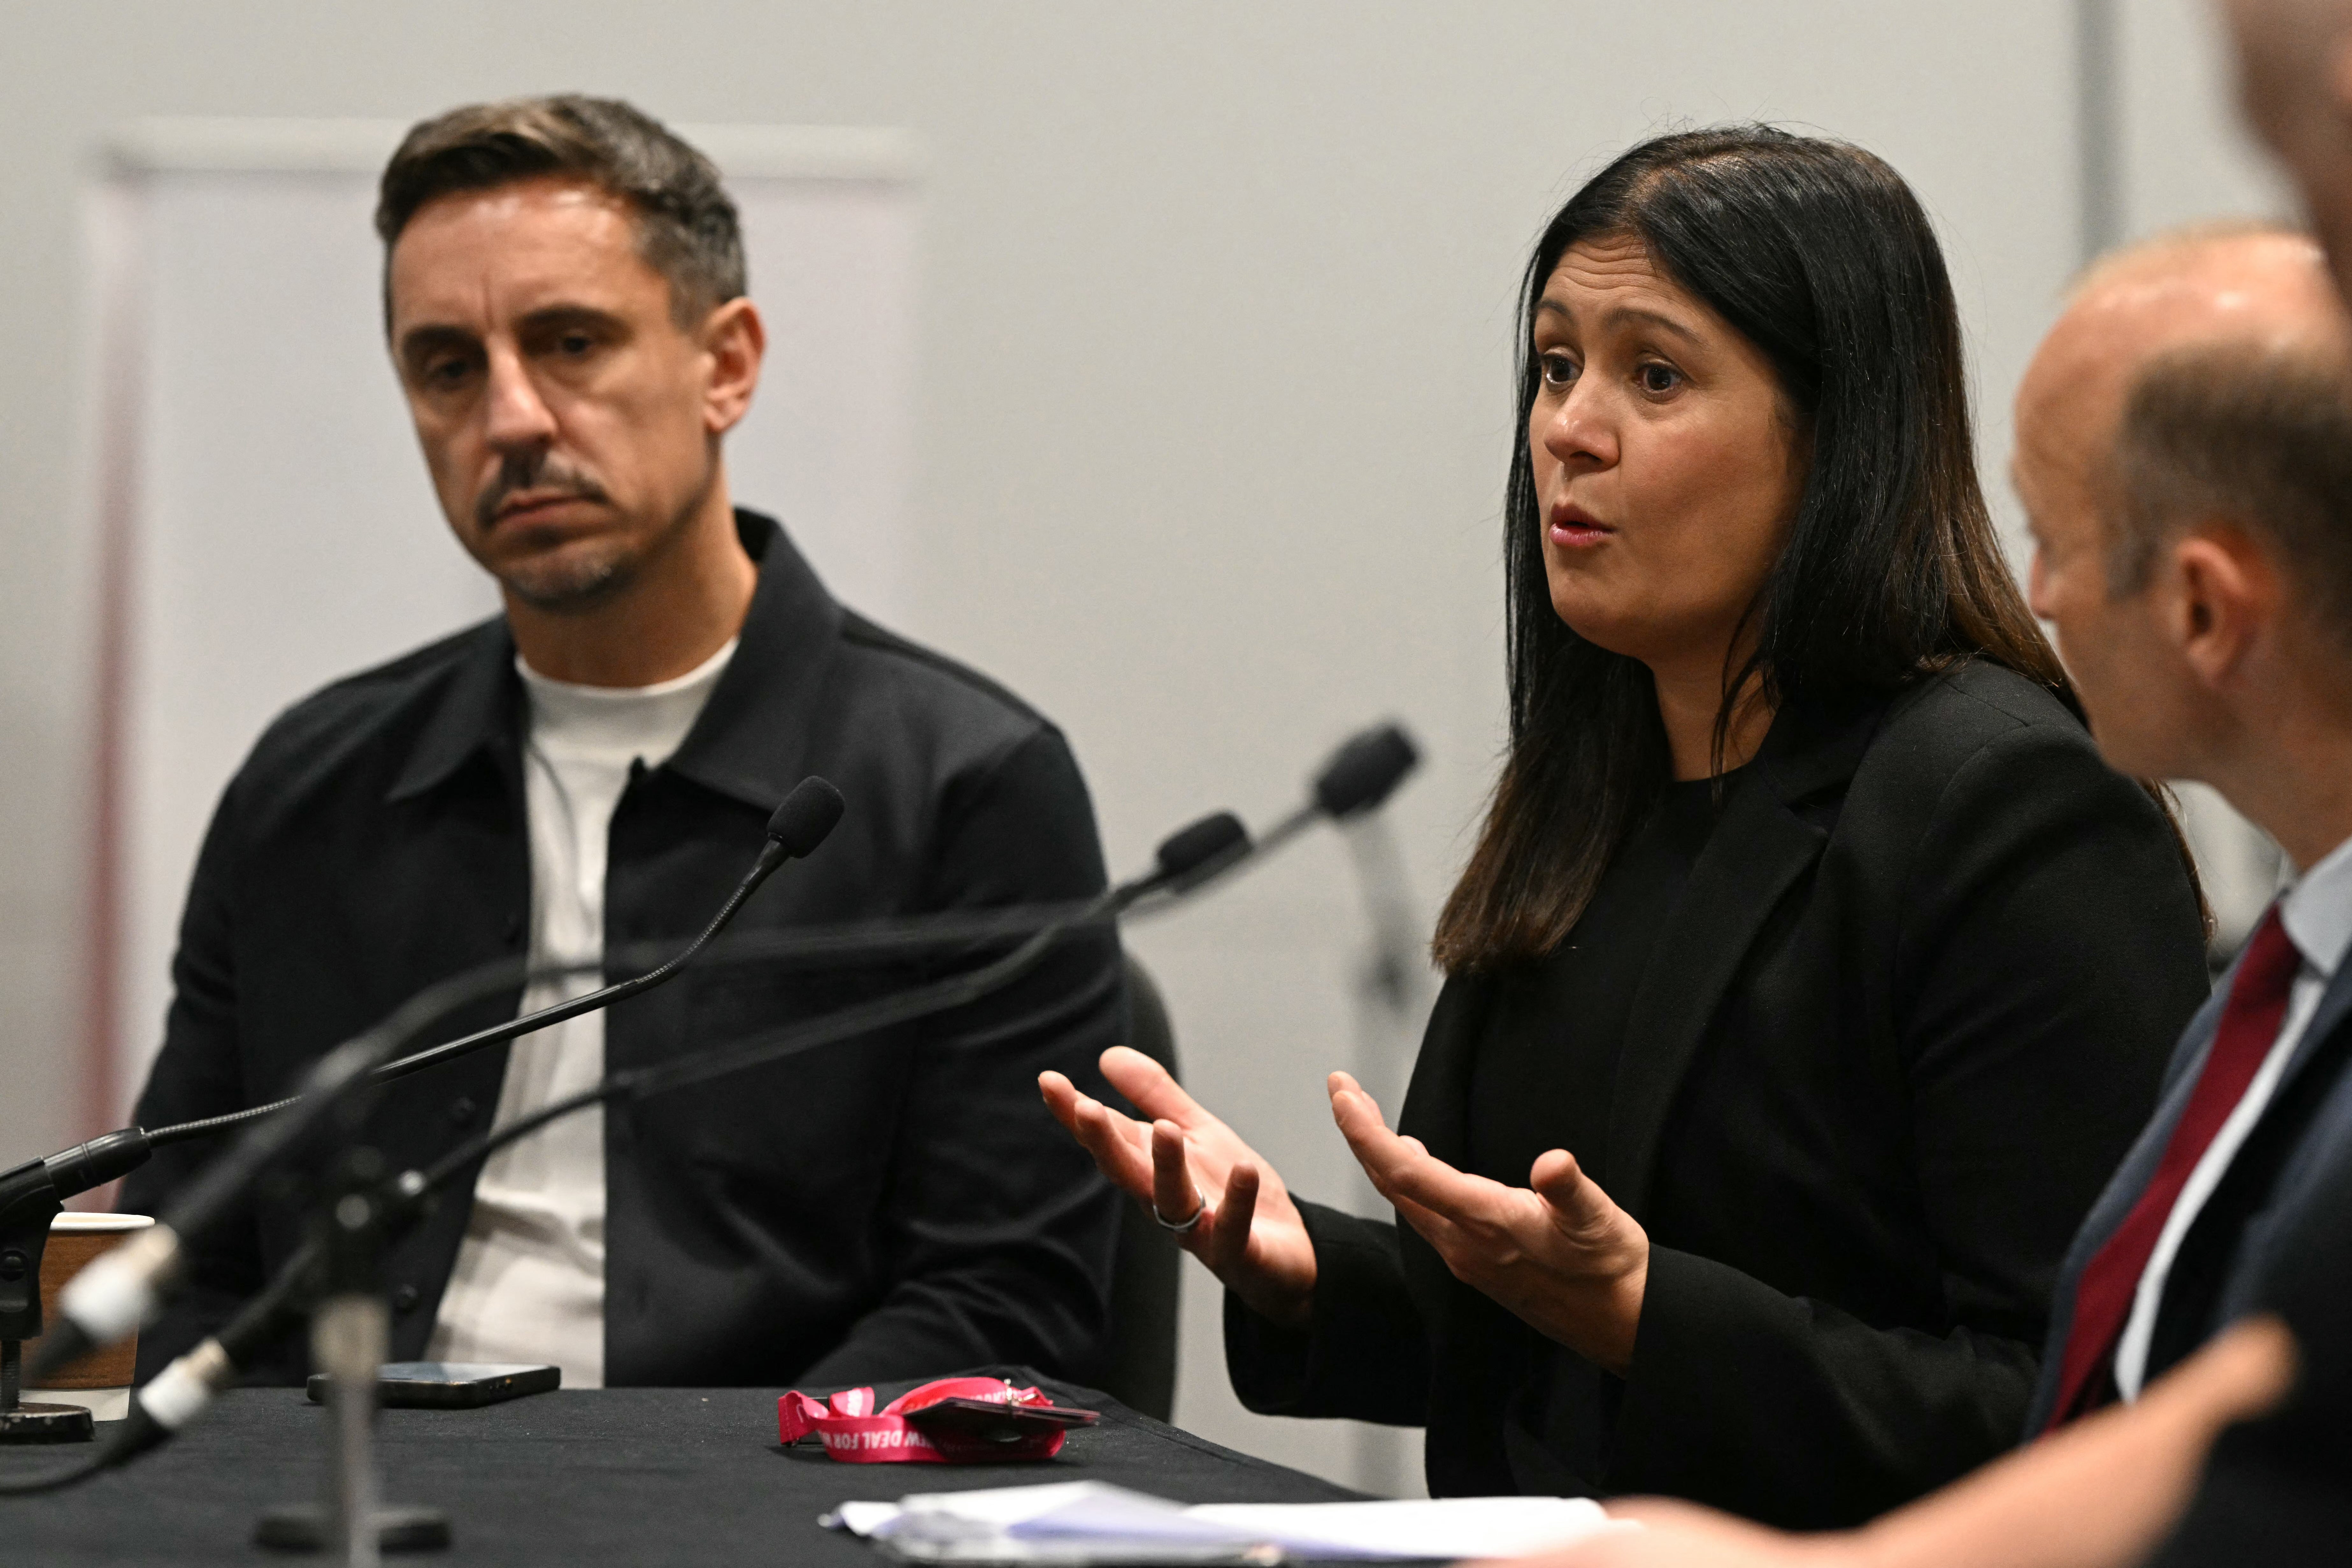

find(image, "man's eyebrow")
[397,303,628,348]
[515,302,629,333]
[396,322,476,361]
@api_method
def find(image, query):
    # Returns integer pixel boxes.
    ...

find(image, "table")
[0,1367,1365,1564]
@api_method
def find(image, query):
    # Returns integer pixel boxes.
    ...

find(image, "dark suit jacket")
[122,512,1125,1389]
[2023,931,2352,1435]
[1227,662,2209,1527]
[2148,1033,2352,1565]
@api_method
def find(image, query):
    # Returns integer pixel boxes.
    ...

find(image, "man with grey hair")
[119,95,1126,1394]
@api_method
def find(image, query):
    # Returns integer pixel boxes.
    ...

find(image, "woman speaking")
[1043,127,2209,1527]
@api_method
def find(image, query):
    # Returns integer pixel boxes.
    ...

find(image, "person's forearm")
[1609,1247,2037,1523]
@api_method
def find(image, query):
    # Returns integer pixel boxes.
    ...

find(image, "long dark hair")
[1433,126,2079,973]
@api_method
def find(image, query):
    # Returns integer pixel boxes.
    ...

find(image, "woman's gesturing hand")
[1040,1047,1318,1329]
[1328,1071,1649,1374]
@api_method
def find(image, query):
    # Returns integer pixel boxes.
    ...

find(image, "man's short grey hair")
[377,95,744,329]
[2110,339,2352,647]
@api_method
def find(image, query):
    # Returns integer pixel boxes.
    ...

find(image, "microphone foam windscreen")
[768,777,846,858]
[1312,723,1421,819]
[1155,811,1249,881]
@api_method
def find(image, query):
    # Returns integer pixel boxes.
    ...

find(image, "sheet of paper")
[825,1481,1633,1562]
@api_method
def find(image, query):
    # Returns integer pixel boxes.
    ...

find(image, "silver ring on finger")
[1151,1201,1205,1234]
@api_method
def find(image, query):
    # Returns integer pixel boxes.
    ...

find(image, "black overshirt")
[123,512,1126,1390]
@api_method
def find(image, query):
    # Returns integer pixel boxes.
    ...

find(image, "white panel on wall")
[84,119,920,1121]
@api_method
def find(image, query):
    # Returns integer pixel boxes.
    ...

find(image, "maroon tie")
[2042,905,2302,1429]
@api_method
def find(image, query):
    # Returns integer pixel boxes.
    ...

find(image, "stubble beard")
[469,448,717,614]
[498,539,635,612]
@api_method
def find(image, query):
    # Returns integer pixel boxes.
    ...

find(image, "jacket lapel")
[663,510,846,816]
[2018,909,2352,1431]
[2275,946,2352,1096]
[2199,958,2352,1318]
[1604,694,1878,1224]
[2216,1006,2352,1321]
[2020,987,2225,1432]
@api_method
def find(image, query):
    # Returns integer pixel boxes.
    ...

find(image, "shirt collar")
[387,510,840,813]
[2280,830,2352,978]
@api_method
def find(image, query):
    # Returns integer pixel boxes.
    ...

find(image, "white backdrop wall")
[0,0,2295,1494]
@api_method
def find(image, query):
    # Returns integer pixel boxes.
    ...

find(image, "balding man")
[2013,228,2352,1437]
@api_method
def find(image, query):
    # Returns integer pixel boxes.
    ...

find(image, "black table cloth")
[0,1368,1364,1564]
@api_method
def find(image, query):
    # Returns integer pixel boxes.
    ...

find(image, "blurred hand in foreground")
[1476,1315,2297,1568]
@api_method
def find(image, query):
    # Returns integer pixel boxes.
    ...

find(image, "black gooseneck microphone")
[152,776,846,1138]
[7,718,1420,1487]
[63,806,1254,1481]
[1241,720,1422,864]
[19,778,844,1391]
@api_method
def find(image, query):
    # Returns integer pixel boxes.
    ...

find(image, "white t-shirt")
[425,638,737,1387]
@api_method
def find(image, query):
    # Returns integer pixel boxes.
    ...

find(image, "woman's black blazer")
[1226,662,2211,1527]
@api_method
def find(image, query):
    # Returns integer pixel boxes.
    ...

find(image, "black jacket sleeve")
[1223,1200,1430,1426]
[119,778,265,1377]
[796,726,1125,1387]
[1607,721,2203,1522]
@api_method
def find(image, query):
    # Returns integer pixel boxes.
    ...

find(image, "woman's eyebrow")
[1598,304,1704,345]
[1532,297,1704,348]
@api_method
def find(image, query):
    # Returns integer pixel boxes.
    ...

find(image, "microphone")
[29,721,1406,1385]
[0,1129,158,1394]
[1159,721,1423,887]
[25,777,844,1388]
[26,723,1416,1484]
[154,777,844,1126]
[1313,723,1421,821]
[37,719,1411,1476]
[1144,810,1249,894]
[73,807,1254,1478]
[764,777,851,859]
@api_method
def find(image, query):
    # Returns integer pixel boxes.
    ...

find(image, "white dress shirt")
[425,639,736,1386]
[2113,828,2352,1399]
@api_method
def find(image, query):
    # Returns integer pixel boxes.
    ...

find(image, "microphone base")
[0,1400,96,1444]
[254,1503,451,1554]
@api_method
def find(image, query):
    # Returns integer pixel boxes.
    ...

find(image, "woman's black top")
[1467,773,1728,1199]
[1224,664,2212,1528]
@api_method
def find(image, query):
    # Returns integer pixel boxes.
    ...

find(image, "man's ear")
[2169,524,2280,690]
[2327,34,2352,123]
[698,296,766,436]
